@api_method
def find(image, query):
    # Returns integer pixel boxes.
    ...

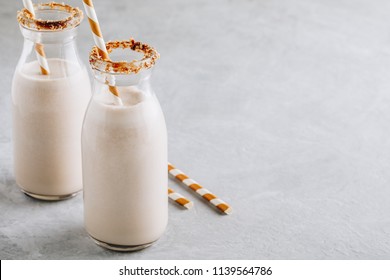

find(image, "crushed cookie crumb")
[17,2,83,31]
[89,38,160,74]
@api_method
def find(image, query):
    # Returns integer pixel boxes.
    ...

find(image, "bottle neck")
[17,26,83,71]
[20,26,77,44]
[92,69,154,102]
[93,68,153,88]
[20,25,79,44]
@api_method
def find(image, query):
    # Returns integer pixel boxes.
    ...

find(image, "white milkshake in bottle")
[12,3,91,200]
[82,40,167,251]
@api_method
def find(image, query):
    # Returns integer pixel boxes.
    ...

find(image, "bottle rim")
[17,2,83,32]
[89,39,160,75]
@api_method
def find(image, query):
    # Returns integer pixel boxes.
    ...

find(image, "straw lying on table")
[23,0,50,75]
[168,188,193,209]
[168,163,232,215]
[82,0,122,105]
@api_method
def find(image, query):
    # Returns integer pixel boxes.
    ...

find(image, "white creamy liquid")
[82,86,168,246]
[12,59,91,197]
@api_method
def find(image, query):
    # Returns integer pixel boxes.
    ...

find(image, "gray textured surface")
[1,0,390,259]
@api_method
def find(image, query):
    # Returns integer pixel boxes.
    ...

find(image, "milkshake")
[13,3,90,200]
[12,59,91,198]
[82,39,167,251]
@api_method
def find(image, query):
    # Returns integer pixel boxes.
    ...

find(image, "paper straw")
[82,0,122,105]
[168,188,193,209]
[22,0,35,16]
[34,43,50,75]
[168,163,232,214]
[23,0,50,75]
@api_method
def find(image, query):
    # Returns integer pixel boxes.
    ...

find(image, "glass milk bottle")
[12,3,91,200]
[82,39,168,251]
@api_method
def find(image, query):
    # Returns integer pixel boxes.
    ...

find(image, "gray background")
[1,0,390,259]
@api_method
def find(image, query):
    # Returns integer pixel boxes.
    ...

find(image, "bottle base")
[21,188,80,201]
[89,235,156,252]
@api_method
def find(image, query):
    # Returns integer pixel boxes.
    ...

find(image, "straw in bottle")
[168,163,232,214]
[82,0,122,105]
[22,0,50,75]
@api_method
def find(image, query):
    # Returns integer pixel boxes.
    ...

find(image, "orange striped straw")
[82,0,122,105]
[168,188,193,209]
[23,0,50,75]
[168,163,232,215]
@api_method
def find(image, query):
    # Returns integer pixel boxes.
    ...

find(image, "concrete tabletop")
[1,0,390,259]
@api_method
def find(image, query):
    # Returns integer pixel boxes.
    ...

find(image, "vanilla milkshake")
[82,86,168,247]
[82,39,167,251]
[12,59,91,198]
[13,3,90,200]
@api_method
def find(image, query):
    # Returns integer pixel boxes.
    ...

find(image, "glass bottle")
[12,3,91,200]
[82,39,168,251]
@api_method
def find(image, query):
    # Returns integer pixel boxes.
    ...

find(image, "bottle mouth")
[89,39,160,75]
[17,2,83,32]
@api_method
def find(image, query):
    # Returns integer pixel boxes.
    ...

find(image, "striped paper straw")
[34,43,49,75]
[82,0,122,105]
[168,188,193,209]
[22,0,35,16]
[23,0,50,75]
[168,163,232,214]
